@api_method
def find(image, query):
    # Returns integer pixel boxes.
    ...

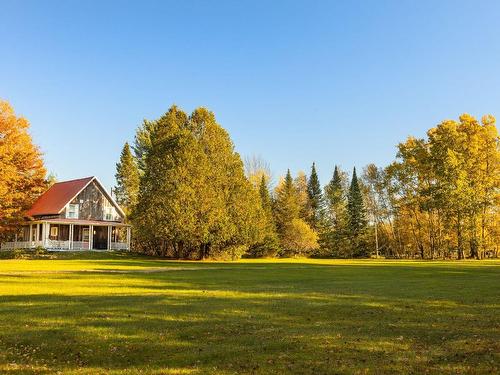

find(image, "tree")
[384,114,499,259]
[248,175,280,257]
[294,170,311,221]
[307,162,325,230]
[347,167,368,257]
[322,166,349,257]
[244,155,272,188]
[273,169,318,257]
[133,105,266,259]
[281,218,319,257]
[115,142,140,215]
[362,164,385,258]
[273,170,300,233]
[133,119,158,174]
[0,100,46,238]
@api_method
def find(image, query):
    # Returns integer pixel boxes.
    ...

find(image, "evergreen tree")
[259,174,272,215]
[249,175,280,257]
[322,166,349,257]
[347,167,368,257]
[114,142,140,215]
[274,169,318,256]
[307,162,324,230]
[133,119,158,174]
[273,169,300,233]
[133,105,266,259]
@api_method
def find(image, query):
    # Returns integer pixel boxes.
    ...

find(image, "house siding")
[59,181,123,222]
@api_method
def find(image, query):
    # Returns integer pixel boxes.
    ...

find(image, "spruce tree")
[273,169,318,256]
[307,162,324,230]
[114,142,140,215]
[273,169,300,233]
[259,174,272,215]
[347,167,368,257]
[250,175,280,257]
[322,166,349,257]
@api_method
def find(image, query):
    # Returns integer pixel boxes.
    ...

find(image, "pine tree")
[250,175,280,257]
[259,174,272,215]
[274,169,318,256]
[307,162,324,230]
[114,142,140,215]
[273,169,300,233]
[133,119,158,174]
[322,166,349,257]
[347,167,368,257]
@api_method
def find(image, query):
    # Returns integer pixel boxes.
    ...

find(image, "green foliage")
[247,175,280,257]
[272,170,319,256]
[280,218,319,256]
[132,105,266,259]
[114,142,140,215]
[347,167,368,257]
[306,162,325,230]
[273,170,301,233]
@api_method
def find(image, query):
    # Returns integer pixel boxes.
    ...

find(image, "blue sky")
[2,0,499,189]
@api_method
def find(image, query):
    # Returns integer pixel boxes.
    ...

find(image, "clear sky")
[2,0,499,190]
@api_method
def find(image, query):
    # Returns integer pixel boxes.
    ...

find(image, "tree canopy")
[0,100,46,238]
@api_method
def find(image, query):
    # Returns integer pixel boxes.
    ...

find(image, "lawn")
[0,253,498,374]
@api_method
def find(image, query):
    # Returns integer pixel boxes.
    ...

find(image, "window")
[50,226,58,239]
[104,206,116,221]
[82,228,89,242]
[66,204,79,219]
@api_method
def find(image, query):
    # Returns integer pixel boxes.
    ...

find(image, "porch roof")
[29,218,131,227]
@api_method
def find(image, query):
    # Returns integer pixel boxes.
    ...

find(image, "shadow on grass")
[0,261,498,374]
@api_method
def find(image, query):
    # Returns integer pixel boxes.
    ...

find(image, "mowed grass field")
[0,253,498,374]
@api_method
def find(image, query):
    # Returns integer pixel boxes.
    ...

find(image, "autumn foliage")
[0,100,46,237]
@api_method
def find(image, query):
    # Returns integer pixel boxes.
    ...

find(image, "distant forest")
[114,106,500,260]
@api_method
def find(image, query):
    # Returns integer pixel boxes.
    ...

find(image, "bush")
[210,245,249,261]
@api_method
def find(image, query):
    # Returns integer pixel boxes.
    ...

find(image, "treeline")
[115,107,500,259]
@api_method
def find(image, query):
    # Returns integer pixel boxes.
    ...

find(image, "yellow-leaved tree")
[0,100,46,238]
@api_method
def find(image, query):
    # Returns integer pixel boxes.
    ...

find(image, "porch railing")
[46,240,71,250]
[110,242,128,250]
[72,241,90,250]
[1,241,43,250]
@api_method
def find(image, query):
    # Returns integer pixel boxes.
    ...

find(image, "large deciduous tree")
[0,100,46,237]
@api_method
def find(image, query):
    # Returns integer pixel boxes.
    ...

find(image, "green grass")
[0,252,498,374]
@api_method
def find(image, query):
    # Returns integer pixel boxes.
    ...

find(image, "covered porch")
[1,219,131,251]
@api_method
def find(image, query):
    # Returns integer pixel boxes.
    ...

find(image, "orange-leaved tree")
[0,100,46,238]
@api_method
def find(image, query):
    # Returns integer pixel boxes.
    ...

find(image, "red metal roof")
[26,177,94,217]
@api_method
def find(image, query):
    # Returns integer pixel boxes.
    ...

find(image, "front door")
[92,226,108,250]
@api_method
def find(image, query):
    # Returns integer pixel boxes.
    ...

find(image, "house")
[1,177,131,251]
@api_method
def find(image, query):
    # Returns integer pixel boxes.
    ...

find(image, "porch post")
[107,226,112,250]
[28,225,33,249]
[42,222,49,248]
[41,223,45,247]
[126,227,131,251]
[69,224,74,250]
[89,225,93,250]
